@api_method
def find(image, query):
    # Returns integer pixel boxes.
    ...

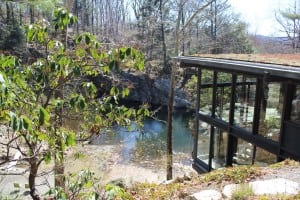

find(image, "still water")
[91,108,195,169]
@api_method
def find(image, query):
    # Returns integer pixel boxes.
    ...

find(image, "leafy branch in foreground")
[0,7,148,200]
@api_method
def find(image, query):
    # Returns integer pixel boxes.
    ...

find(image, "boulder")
[188,189,222,200]
[93,71,191,108]
[222,178,300,198]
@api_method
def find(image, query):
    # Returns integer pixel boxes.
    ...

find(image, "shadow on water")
[91,107,194,169]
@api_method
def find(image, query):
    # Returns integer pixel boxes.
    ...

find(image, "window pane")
[259,83,283,141]
[199,70,213,115]
[233,139,253,165]
[197,121,211,165]
[255,147,277,165]
[234,76,256,131]
[212,127,228,168]
[291,85,300,123]
[216,72,231,122]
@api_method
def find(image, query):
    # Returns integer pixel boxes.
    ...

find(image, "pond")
[91,107,195,173]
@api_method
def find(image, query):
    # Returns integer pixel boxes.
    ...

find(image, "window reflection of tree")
[291,86,300,123]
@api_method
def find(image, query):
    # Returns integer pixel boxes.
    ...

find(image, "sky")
[228,0,295,36]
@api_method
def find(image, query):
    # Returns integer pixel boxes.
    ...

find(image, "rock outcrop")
[93,71,191,108]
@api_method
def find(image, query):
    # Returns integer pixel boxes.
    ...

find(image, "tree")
[167,0,214,180]
[276,0,300,50]
[180,0,253,54]
[173,0,214,56]
[0,8,147,199]
[159,0,168,72]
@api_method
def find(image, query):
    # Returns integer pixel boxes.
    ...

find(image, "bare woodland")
[1,0,259,74]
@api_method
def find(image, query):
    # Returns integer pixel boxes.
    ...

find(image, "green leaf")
[110,87,119,96]
[26,25,35,41]
[119,49,125,60]
[69,14,76,24]
[44,152,52,164]
[74,152,85,159]
[54,99,63,109]
[126,48,132,56]
[70,95,86,111]
[66,133,76,146]
[102,65,110,73]
[95,116,102,124]
[47,40,55,49]
[70,96,78,108]
[0,110,10,122]
[121,88,130,98]
[22,116,32,130]
[109,60,117,70]
[63,17,69,28]
[90,48,99,60]
[9,112,18,131]
[37,132,48,141]
[38,107,50,126]
[78,97,86,110]
[85,35,91,45]
[83,82,97,96]
[76,35,82,44]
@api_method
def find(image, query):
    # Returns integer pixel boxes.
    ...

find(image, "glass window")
[255,147,277,166]
[234,75,256,131]
[259,83,283,141]
[197,121,211,165]
[212,127,228,168]
[215,72,232,122]
[233,138,253,165]
[290,85,300,123]
[199,70,213,115]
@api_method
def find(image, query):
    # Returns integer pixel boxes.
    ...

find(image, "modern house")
[175,55,300,172]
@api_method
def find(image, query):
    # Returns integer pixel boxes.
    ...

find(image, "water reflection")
[92,108,194,169]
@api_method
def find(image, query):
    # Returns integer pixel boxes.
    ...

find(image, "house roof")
[175,54,300,81]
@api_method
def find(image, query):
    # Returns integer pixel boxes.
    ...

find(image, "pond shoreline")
[0,141,194,198]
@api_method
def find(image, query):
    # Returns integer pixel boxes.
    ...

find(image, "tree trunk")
[84,0,89,31]
[54,139,65,189]
[74,0,79,34]
[29,5,34,24]
[91,0,95,34]
[167,61,176,181]
[166,0,184,181]
[181,4,185,55]
[175,2,182,56]
[29,158,40,200]
[53,102,65,189]
[54,68,66,190]
[6,2,12,23]
[159,0,168,73]
[19,6,22,25]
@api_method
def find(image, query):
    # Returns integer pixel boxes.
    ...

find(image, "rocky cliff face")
[93,71,191,108]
